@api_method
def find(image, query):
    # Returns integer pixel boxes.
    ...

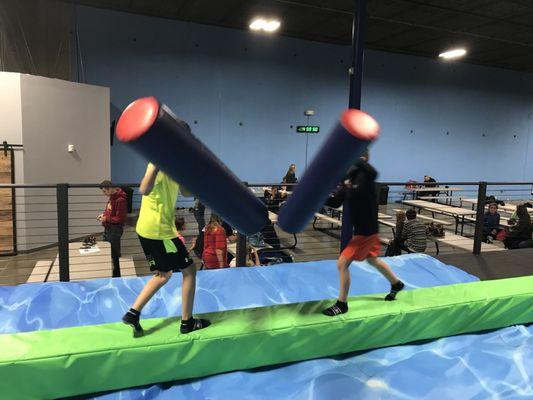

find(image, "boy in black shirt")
[323,152,404,316]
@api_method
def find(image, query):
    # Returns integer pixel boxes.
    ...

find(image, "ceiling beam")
[394,0,533,30]
[369,15,533,49]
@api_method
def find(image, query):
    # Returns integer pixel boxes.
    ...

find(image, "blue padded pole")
[277,109,379,234]
[116,97,269,236]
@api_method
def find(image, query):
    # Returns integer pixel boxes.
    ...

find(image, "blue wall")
[77,6,533,184]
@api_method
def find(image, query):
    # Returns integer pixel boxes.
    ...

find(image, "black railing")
[0,180,531,285]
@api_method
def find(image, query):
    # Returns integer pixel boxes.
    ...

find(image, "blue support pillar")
[341,0,367,250]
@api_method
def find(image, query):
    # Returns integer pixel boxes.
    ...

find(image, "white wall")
[20,74,110,183]
[5,74,112,251]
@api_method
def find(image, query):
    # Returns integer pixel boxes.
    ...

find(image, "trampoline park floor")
[437,248,533,280]
[1,254,531,399]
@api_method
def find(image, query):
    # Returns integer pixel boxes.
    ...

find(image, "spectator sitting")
[421,175,438,201]
[283,164,298,191]
[202,214,228,269]
[385,210,406,256]
[264,186,286,212]
[229,245,260,267]
[503,204,532,249]
[401,209,427,253]
[483,203,501,243]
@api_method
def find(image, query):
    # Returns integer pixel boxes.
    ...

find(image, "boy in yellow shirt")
[122,163,210,334]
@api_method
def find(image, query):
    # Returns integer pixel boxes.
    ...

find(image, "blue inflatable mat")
[2,254,531,399]
[88,324,533,400]
[0,254,474,334]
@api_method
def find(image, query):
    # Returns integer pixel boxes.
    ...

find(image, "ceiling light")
[263,20,281,32]
[249,19,266,31]
[439,48,467,59]
[249,18,281,33]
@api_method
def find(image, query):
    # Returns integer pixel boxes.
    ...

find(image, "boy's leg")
[322,255,352,316]
[109,226,123,278]
[181,264,196,320]
[367,257,404,300]
[122,271,172,332]
[180,264,210,333]
[337,256,352,303]
[132,271,173,311]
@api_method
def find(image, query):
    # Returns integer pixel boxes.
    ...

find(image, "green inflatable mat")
[1,276,532,400]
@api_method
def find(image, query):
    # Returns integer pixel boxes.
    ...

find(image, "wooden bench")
[378,219,396,235]
[428,233,504,255]
[313,212,342,229]
[314,213,392,247]
[463,215,511,229]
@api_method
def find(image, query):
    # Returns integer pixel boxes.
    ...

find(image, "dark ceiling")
[63,0,533,73]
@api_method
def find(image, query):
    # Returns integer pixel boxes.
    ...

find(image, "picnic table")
[401,186,463,203]
[392,209,453,226]
[402,200,477,235]
[428,233,504,255]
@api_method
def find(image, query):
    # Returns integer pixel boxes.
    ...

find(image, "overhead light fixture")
[263,20,281,32]
[250,19,266,31]
[438,48,467,60]
[249,18,281,33]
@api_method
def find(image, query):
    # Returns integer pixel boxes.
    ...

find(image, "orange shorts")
[341,234,381,261]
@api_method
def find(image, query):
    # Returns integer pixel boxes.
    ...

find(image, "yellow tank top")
[136,165,179,240]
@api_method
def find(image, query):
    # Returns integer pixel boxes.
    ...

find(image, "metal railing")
[0,180,531,285]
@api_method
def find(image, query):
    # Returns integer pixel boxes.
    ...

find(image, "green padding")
[1,277,532,400]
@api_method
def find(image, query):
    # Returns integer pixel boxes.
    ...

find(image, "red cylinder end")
[340,109,380,141]
[116,97,160,142]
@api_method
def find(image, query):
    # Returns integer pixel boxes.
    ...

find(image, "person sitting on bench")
[385,210,406,256]
[401,209,427,253]
[421,175,438,201]
[503,204,532,250]
[483,203,501,243]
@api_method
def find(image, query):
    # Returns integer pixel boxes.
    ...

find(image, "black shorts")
[138,235,193,272]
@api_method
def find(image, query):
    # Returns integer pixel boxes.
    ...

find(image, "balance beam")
[1,276,532,399]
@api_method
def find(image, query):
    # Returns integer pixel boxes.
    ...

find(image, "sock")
[180,317,211,334]
[322,300,348,316]
[128,308,140,317]
[385,281,405,301]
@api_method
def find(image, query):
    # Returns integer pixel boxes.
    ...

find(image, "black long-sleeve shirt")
[336,161,379,236]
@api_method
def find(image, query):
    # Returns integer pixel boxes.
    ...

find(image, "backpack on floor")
[426,222,445,237]
[258,250,293,265]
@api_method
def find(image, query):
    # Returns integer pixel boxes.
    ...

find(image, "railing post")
[57,183,70,281]
[473,182,487,255]
[236,232,247,267]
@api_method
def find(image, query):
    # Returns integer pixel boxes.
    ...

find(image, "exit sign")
[296,125,320,133]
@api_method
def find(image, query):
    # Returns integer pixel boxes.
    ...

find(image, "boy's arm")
[139,164,159,195]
